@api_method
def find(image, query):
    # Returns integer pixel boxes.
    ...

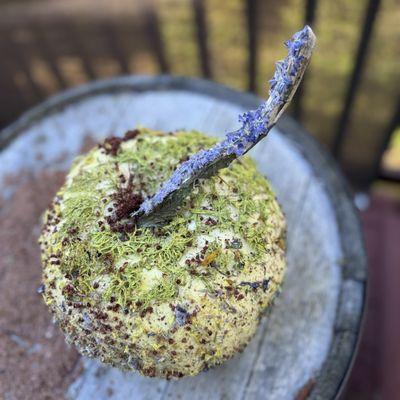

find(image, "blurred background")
[0,0,399,399]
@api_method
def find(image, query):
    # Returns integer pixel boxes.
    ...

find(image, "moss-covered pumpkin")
[39,128,286,379]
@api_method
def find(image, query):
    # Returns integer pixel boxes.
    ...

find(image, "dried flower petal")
[134,26,316,227]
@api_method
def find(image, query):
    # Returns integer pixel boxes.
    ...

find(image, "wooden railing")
[0,0,398,189]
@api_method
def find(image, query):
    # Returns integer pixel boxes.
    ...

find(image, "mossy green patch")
[42,129,283,309]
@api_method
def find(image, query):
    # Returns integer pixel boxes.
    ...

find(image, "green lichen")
[40,128,286,378]
[50,131,277,307]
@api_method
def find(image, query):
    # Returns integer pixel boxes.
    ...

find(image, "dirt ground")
[0,170,82,400]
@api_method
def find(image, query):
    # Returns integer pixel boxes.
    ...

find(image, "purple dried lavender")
[133,26,316,227]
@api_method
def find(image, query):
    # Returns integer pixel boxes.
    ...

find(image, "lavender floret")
[133,26,316,226]
[175,306,189,326]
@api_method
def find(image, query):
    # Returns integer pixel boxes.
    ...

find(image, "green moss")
[43,129,283,308]
[40,128,286,378]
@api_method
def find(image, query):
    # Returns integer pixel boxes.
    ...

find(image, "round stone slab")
[0,76,366,400]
